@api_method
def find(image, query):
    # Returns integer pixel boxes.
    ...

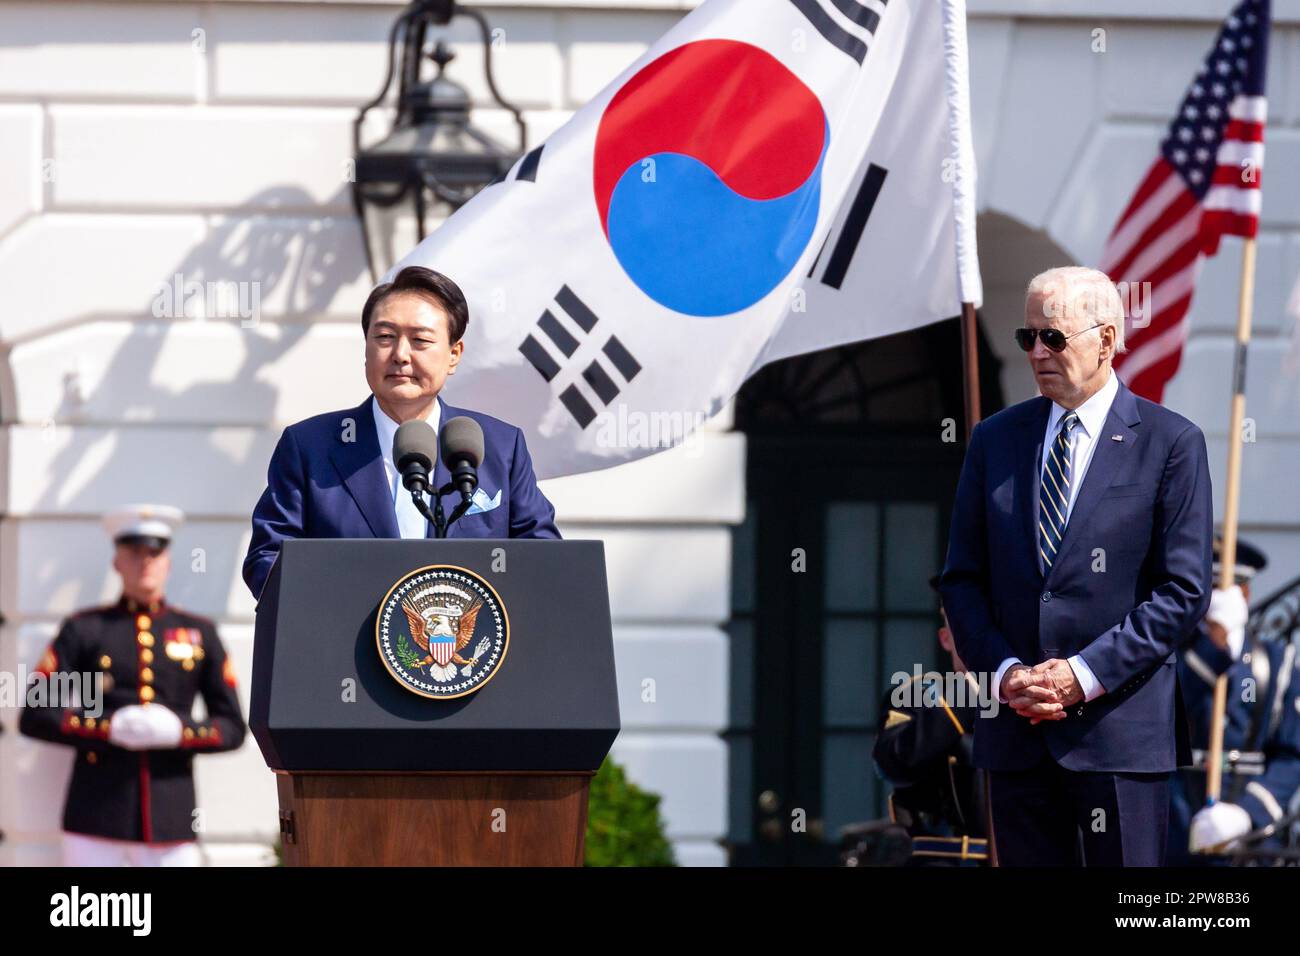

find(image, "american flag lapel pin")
[1111,434,1124,442]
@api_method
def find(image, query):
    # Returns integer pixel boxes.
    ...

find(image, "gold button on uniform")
[138,632,155,648]
[140,648,153,664]
[86,752,98,765]
[85,717,96,729]
[69,716,81,728]
[141,668,154,684]
[183,728,194,740]
[136,615,151,630]
[140,687,155,702]
[99,655,112,669]
[182,659,195,672]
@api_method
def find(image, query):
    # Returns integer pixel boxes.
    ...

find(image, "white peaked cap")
[102,504,185,544]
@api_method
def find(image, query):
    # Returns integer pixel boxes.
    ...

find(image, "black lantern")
[353,0,526,281]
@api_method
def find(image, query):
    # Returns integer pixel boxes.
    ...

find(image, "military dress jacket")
[19,596,247,843]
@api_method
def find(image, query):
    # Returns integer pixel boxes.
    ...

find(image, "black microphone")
[440,416,484,503]
[393,419,438,495]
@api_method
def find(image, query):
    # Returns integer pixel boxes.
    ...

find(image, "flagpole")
[1205,236,1257,809]
[960,301,981,440]
[938,0,982,442]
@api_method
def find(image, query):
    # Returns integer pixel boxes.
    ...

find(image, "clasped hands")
[1001,660,1083,725]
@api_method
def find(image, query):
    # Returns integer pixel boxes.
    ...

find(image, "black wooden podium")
[250,539,619,866]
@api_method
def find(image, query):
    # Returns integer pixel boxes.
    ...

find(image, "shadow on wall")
[975,211,1078,407]
[25,184,368,615]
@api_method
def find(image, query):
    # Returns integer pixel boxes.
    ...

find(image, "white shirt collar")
[372,395,442,468]
[1047,369,1118,440]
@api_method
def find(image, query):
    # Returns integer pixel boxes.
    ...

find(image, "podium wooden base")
[275,771,593,866]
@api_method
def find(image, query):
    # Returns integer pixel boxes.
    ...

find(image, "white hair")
[1025,266,1126,353]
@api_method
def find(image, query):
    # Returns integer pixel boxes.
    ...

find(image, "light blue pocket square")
[466,487,502,516]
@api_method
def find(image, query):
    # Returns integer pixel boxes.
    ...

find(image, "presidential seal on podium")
[376,565,509,699]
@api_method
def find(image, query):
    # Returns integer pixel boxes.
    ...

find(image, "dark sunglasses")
[1014,323,1104,353]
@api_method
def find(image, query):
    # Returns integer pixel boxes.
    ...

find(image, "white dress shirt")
[995,370,1119,704]
[372,395,441,539]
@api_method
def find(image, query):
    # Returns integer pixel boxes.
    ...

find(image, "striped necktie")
[1039,411,1079,571]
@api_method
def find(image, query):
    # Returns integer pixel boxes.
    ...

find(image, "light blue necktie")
[395,476,428,539]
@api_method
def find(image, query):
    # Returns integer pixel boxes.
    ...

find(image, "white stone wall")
[2,0,1299,868]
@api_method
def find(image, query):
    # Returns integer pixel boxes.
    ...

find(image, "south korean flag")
[389,0,982,478]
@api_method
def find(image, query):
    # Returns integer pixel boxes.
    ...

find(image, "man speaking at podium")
[243,266,559,601]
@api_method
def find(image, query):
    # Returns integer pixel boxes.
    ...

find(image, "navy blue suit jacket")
[243,395,560,600]
[939,378,1212,773]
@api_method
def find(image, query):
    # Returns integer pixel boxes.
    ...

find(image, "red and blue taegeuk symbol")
[593,40,829,317]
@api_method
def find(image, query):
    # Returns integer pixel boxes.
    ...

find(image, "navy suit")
[939,378,1213,865]
[243,395,560,600]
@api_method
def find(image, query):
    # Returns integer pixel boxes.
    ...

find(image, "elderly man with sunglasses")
[939,266,1213,866]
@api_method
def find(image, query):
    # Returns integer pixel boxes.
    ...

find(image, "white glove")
[1189,801,1252,852]
[107,704,184,750]
[1207,585,1249,658]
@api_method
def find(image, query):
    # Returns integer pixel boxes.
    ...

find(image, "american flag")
[1100,0,1270,402]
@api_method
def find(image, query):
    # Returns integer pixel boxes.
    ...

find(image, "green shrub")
[584,757,676,867]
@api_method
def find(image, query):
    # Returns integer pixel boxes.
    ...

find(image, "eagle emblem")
[376,566,509,699]
[400,585,487,682]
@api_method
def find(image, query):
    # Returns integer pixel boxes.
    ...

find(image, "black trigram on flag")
[518,285,642,429]
[487,144,545,188]
[806,162,888,289]
[788,0,889,65]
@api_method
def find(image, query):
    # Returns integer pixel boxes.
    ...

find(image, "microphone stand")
[445,484,474,526]
[444,458,479,531]
[407,460,478,539]
[413,483,474,539]
[434,481,476,537]
[408,487,444,538]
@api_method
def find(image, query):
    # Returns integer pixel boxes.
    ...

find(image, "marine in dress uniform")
[19,505,247,866]
[869,576,989,865]
[1169,538,1300,864]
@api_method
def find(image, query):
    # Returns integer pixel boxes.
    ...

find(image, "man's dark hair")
[361,266,470,343]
